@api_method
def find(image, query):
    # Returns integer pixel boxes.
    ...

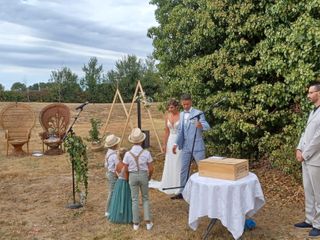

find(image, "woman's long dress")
[159,120,182,194]
[149,120,182,194]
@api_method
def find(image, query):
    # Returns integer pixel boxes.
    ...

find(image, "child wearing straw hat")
[104,134,121,217]
[123,128,154,231]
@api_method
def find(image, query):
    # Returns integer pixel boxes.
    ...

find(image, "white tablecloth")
[182,172,265,239]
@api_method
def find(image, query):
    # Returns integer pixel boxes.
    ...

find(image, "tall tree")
[0,83,5,101]
[11,82,27,92]
[81,57,103,102]
[107,55,162,102]
[97,80,115,103]
[28,83,41,91]
[141,55,163,101]
[107,55,143,102]
[49,67,82,102]
[148,0,320,176]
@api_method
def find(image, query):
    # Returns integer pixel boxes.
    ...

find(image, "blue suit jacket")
[176,108,210,152]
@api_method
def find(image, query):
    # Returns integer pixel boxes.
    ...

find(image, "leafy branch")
[64,133,89,203]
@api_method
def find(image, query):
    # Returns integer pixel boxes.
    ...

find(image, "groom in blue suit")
[172,94,210,199]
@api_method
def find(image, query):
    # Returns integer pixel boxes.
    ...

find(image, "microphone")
[75,101,89,110]
[189,112,204,120]
[189,97,227,120]
[212,97,227,107]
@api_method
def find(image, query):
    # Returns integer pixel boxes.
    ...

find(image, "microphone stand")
[64,107,84,209]
[162,114,201,191]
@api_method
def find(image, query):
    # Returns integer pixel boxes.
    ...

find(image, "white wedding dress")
[149,120,182,195]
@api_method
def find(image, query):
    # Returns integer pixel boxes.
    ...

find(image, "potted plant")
[88,118,103,151]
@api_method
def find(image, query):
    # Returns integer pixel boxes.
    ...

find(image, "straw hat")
[104,134,121,148]
[128,128,146,144]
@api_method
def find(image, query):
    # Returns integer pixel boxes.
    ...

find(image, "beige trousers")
[129,171,151,224]
[303,162,320,229]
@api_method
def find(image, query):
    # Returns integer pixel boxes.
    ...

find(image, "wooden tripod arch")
[120,80,163,153]
[101,88,134,137]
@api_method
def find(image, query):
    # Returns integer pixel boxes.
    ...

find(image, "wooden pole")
[118,89,133,130]
[102,88,133,137]
[120,82,140,146]
[101,88,117,136]
[136,81,163,153]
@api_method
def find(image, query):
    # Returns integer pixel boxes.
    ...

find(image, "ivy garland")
[64,133,89,203]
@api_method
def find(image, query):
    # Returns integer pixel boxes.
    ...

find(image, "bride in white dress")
[149,99,181,195]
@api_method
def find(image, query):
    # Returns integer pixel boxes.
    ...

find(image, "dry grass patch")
[0,102,307,240]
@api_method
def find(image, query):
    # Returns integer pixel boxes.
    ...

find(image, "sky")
[0,0,157,90]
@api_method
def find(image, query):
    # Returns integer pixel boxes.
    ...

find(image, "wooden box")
[198,158,249,180]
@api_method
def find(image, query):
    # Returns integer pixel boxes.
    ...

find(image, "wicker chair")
[0,103,36,156]
[39,103,70,155]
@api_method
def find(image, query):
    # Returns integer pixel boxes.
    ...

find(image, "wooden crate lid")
[200,158,248,165]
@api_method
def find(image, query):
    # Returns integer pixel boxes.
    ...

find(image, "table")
[182,172,265,239]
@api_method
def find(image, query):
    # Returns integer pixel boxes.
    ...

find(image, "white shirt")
[123,145,153,172]
[184,107,193,124]
[105,149,118,173]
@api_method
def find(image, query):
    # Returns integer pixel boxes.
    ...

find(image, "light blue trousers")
[179,149,205,193]
[129,171,151,224]
[302,163,320,229]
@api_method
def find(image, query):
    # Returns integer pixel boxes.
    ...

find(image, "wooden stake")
[102,88,133,137]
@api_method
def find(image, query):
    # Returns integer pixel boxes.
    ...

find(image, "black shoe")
[294,221,313,228]
[171,193,183,200]
[309,228,320,238]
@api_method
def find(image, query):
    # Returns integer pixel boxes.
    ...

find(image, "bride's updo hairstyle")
[166,98,179,109]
